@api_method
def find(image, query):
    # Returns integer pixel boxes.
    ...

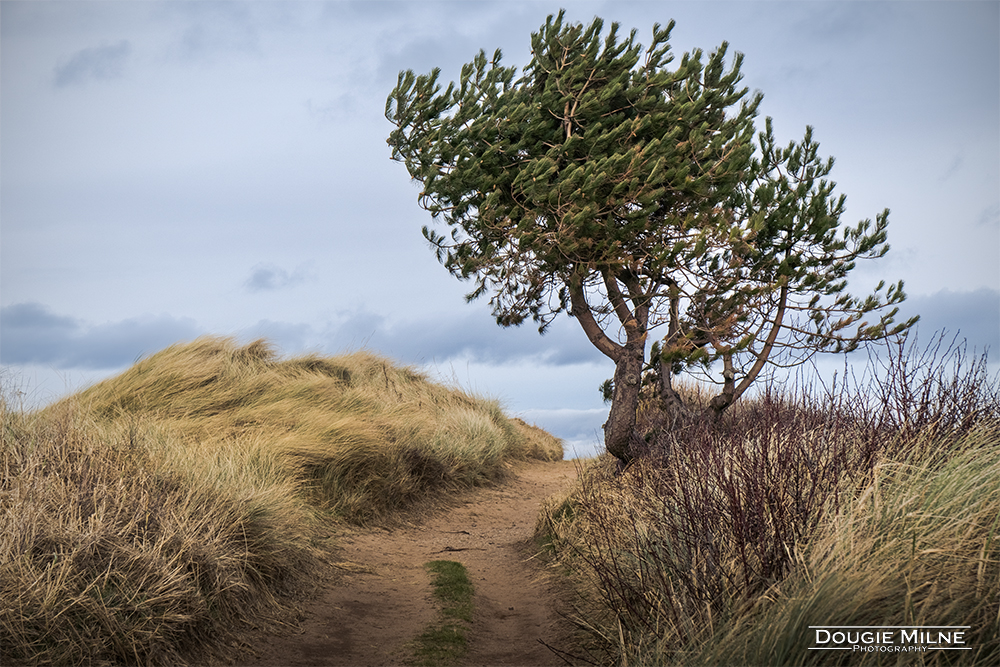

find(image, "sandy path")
[244,459,581,667]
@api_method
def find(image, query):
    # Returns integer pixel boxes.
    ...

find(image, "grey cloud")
[518,407,607,441]
[244,264,312,292]
[232,307,607,369]
[159,1,261,62]
[372,2,537,88]
[178,22,256,61]
[53,40,132,86]
[777,288,999,378]
[790,2,890,45]
[896,288,1000,354]
[2,302,77,331]
[517,407,607,459]
[1,302,200,370]
[804,288,1000,393]
[940,153,964,182]
[977,203,1000,228]
[326,288,997,374]
[341,0,508,22]
[377,33,479,86]
[325,309,605,367]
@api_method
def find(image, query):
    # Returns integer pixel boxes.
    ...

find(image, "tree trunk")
[566,273,648,465]
[604,339,645,464]
[656,282,695,431]
[658,364,694,428]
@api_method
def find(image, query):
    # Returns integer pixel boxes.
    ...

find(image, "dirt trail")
[245,459,581,667]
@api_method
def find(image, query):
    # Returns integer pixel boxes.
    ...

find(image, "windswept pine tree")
[386,11,915,463]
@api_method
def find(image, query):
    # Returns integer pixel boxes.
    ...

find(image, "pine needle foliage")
[386,11,915,463]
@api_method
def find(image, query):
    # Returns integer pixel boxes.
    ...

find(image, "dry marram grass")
[538,337,1000,666]
[1,337,562,666]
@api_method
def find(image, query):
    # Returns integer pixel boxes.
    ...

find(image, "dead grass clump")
[510,418,565,462]
[688,421,1000,667]
[0,402,318,666]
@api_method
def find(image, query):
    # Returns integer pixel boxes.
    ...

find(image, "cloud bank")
[1,302,199,370]
[4,288,996,375]
[53,40,132,87]
[900,288,999,354]
[243,263,313,292]
[320,308,605,367]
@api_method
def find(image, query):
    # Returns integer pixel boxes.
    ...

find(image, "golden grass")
[0,403,317,666]
[698,423,1000,666]
[539,407,1000,666]
[64,336,562,521]
[1,336,563,665]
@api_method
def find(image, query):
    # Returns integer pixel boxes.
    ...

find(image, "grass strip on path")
[410,560,475,666]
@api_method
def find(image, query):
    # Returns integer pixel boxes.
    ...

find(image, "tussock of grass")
[510,418,565,462]
[539,336,1000,666]
[1,336,562,666]
[0,404,317,666]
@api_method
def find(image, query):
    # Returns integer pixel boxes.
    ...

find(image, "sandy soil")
[243,459,583,667]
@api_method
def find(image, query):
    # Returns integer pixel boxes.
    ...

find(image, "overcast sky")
[2,1,998,457]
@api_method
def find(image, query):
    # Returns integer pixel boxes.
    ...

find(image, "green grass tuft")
[426,560,475,623]
[410,560,475,666]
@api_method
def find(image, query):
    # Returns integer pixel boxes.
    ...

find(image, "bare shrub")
[540,333,999,664]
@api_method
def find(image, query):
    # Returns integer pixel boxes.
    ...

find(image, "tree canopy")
[386,11,916,463]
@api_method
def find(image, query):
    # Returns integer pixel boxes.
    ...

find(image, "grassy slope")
[1,337,562,666]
